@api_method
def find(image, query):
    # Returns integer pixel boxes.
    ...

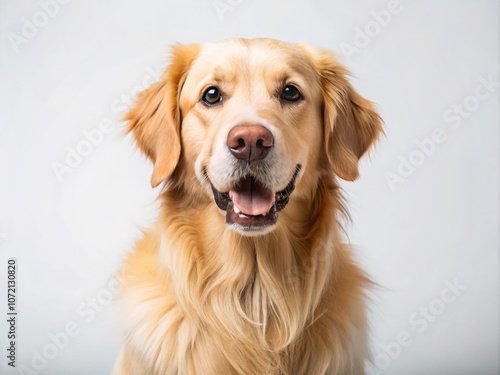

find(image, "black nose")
[227,125,274,162]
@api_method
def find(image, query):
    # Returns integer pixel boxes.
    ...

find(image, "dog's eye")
[280,85,302,102]
[202,86,222,106]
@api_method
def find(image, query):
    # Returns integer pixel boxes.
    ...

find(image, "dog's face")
[126,38,382,235]
[182,39,324,235]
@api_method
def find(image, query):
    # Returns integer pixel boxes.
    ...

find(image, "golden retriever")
[113,38,382,375]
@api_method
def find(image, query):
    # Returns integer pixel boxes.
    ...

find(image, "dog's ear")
[125,44,201,187]
[302,45,382,181]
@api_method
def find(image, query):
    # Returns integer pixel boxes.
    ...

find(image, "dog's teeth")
[234,205,241,214]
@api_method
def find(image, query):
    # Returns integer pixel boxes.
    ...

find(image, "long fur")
[113,38,382,375]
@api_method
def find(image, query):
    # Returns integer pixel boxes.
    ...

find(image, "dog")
[113,38,382,375]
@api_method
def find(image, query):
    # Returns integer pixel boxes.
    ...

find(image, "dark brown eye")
[202,86,222,106]
[280,85,302,102]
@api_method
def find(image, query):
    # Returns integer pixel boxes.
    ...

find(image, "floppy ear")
[304,46,383,181]
[125,44,200,187]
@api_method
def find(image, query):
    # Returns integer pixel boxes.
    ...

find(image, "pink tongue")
[230,176,275,216]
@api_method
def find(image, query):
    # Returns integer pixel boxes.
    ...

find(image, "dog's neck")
[156,175,344,350]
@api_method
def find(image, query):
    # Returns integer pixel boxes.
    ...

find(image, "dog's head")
[126,38,382,235]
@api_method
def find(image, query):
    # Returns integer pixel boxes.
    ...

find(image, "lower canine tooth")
[234,205,241,214]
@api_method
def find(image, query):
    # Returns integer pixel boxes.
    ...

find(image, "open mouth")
[209,164,302,232]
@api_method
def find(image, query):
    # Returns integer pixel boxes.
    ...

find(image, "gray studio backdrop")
[0,0,498,374]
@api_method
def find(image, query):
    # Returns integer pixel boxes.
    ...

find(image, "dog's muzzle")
[206,124,302,233]
[209,164,301,232]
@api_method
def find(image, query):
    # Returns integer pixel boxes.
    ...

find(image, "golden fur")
[113,38,382,375]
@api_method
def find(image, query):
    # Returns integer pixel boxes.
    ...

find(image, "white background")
[0,1,498,374]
